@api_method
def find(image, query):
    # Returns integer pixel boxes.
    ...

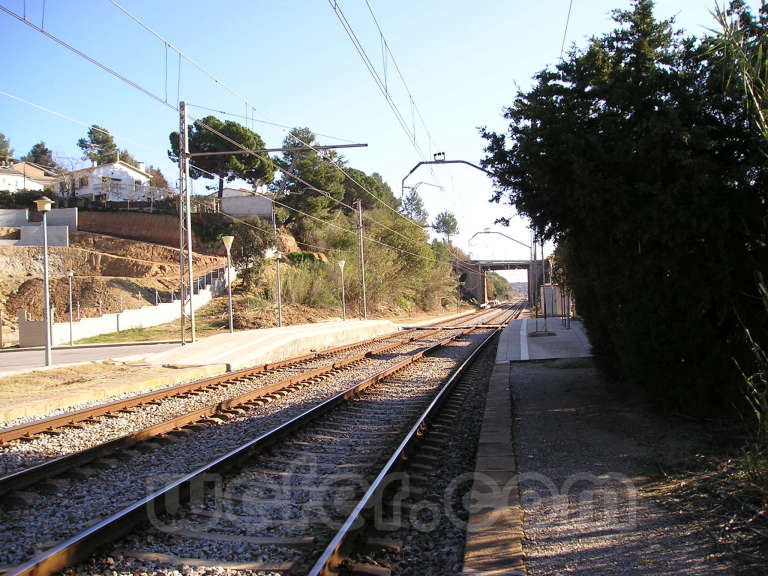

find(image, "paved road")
[0,342,180,376]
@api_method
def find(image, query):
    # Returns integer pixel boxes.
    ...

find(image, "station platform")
[496,316,591,362]
[462,317,592,575]
[118,319,400,371]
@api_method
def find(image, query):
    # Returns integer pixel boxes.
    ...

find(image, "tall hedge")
[481,0,768,413]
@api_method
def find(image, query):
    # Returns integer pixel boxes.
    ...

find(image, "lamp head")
[67,269,74,277]
[221,235,234,252]
[338,260,345,270]
[34,196,54,212]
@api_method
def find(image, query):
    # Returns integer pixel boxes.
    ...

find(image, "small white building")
[56,160,162,206]
[220,186,273,218]
[0,166,45,192]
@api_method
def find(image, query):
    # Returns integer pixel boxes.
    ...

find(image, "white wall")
[0,209,28,226]
[18,267,236,346]
[46,208,78,230]
[19,225,70,247]
[221,195,272,218]
[0,172,44,192]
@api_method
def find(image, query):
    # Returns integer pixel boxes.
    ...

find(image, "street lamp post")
[34,196,54,366]
[338,260,346,321]
[275,251,283,328]
[0,297,5,349]
[222,235,234,334]
[67,269,74,346]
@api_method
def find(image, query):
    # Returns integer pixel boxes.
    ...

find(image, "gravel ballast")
[0,329,489,570]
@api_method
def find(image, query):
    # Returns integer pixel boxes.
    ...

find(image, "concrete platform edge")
[462,357,526,576]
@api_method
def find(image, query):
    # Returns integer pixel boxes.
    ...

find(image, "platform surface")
[118,319,399,371]
[496,317,591,363]
[462,316,592,575]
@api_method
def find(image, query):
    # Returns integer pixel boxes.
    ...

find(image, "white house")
[220,186,273,218]
[56,160,163,205]
[0,167,45,192]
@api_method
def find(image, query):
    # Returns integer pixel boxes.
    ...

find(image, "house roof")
[0,167,24,177]
[13,161,58,178]
[12,161,58,182]
[218,186,273,198]
[62,160,152,179]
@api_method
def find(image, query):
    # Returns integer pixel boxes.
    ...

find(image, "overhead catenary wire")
[327,0,427,160]
[560,0,575,61]
[0,86,481,277]
[0,3,178,114]
[101,2,453,257]
[2,3,481,277]
[186,103,448,250]
[187,104,359,145]
[187,113,467,262]
[361,0,436,154]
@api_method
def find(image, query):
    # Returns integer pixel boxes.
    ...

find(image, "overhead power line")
[2,2,473,273]
[0,3,177,113]
[187,103,359,145]
[102,2,438,252]
[326,0,431,161]
[560,0,575,61]
[361,0,436,153]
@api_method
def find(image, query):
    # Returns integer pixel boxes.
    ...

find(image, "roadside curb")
[0,340,180,354]
[0,363,228,425]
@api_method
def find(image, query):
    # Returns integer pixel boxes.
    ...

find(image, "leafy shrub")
[287,251,318,265]
[281,261,337,309]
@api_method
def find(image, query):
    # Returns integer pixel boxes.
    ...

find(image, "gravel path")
[512,358,731,575]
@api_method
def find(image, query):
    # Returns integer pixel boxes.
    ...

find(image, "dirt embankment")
[0,231,226,340]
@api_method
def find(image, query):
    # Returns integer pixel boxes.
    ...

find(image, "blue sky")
[0,0,756,279]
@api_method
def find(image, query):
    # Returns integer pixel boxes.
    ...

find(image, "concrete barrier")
[46,208,78,230]
[0,209,28,227]
[18,266,236,346]
[19,225,70,247]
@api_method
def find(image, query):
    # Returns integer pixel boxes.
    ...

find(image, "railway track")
[0,309,506,483]
[0,303,522,575]
[0,307,495,446]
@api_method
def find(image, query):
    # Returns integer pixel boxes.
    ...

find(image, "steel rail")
[309,306,520,575]
[0,316,466,445]
[4,321,492,576]
[0,306,492,445]
[0,320,476,497]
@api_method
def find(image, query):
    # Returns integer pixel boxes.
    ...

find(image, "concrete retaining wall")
[0,209,28,227]
[19,225,70,247]
[18,266,236,346]
[46,208,78,230]
[221,195,272,218]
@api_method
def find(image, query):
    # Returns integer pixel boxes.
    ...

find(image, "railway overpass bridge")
[455,258,547,305]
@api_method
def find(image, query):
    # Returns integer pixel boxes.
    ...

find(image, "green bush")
[287,251,318,265]
[281,261,337,309]
[0,190,40,209]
